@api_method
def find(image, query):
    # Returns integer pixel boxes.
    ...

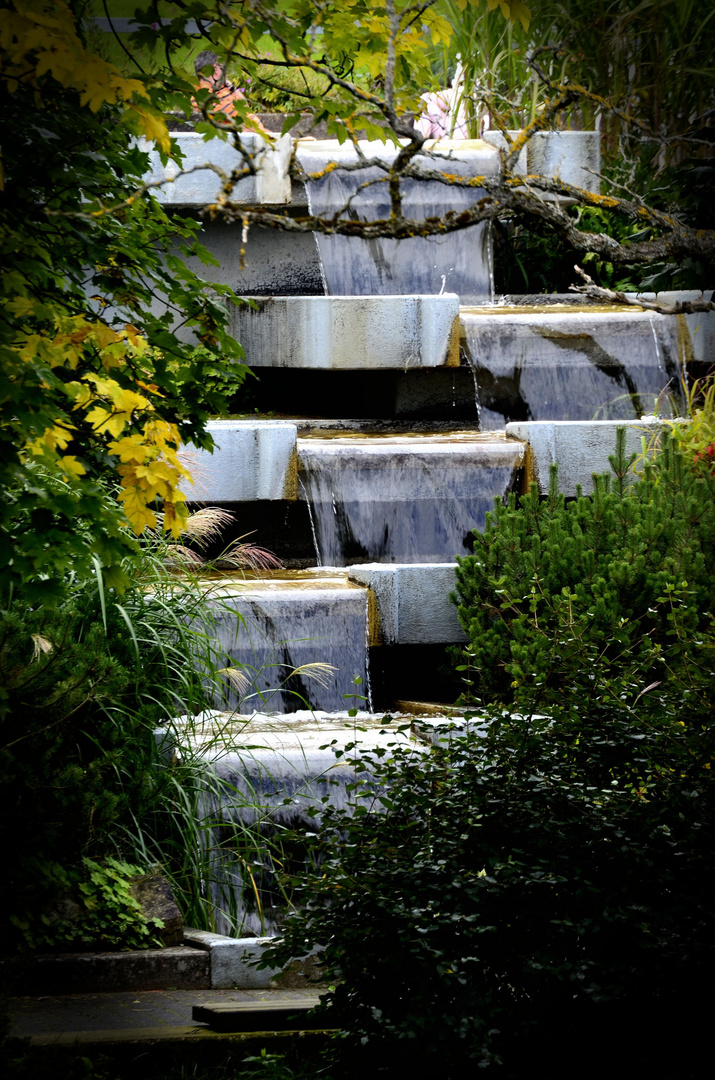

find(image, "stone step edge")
[0,930,282,994]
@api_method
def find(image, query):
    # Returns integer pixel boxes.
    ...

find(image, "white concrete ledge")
[231,295,460,370]
[638,291,715,363]
[297,431,524,501]
[184,929,280,989]
[348,563,466,645]
[140,132,291,205]
[182,420,298,502]
[505,418,663,496]
[296,137,501,176]
[527,130,601,194]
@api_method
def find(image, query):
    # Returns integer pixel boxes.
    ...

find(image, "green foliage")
[0,1,248,603]
[10,857,165,953]
[665,375,715,475]
[452,430,715,708]
[264,675,714,1074]
[258,434,715,1074]
[0,513,251,949]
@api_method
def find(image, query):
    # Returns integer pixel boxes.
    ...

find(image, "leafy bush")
[0,505,262,949]
[263,639,714,1075]
[10,857,165,953]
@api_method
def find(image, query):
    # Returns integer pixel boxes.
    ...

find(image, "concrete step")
[196,565,466,715]
[140,131,292,206]
[192,998,327,1033]
[183,424,525,564]
[229,293,460,370]
[297,138,499,302]
[506,417,663,496]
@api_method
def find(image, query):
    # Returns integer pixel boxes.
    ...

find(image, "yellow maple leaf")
[57,455,86,478]
[118,487,158,534]
[130,106,171,154]
[107,436,153,464]
[88,407,143,440]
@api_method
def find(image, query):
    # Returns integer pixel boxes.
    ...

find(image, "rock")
[129,873,184,947]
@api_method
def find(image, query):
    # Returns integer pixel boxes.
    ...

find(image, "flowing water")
[460,307,685,427]
[202,575,371,714]
[184,711,422,935]
[301,144,494,302]
[298,432,524,565]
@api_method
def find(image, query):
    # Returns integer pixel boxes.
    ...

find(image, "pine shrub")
[453,428,715,710]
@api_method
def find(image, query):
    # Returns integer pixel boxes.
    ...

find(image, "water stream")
[186,712,420,935]
[460,308,685,426]
[298,434,523,565]
[301,144,493,302]
[205,580,371,714]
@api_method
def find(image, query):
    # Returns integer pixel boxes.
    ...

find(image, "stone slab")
[184,930,280,989]
[140,132,291,205]
[230,294,461,370]
[182,420,298,503]
[347,563,466,645]
[527,130,601,193]
[297,139,499,302]
[0,946,210,996]
[505,418,663,496]
[296,431,524,500]
[192,998,325,1032]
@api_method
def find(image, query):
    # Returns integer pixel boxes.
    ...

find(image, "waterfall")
[204,579,372,714]
[298,434,523,565]
[187,712,421,935]
[300,141,494,303]
[460,307,685,427]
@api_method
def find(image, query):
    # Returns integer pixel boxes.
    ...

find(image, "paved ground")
[8,989,323,1044]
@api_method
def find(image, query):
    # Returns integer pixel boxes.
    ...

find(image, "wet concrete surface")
[8,988,323,1042]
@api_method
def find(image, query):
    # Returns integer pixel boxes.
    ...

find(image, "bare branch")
[570,266,714,315]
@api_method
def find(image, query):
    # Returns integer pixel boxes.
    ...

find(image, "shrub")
[263,654,715,1075]
[0,511,252,949]
[452,429,715,710]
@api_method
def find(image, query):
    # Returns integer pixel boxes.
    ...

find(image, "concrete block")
[0,947,210,995]
[230,295,460,370]
[482,130,528,174]
[183,929,280,988]
[182,420,298,502]
[657,290,715,365]
[140,132,291,205]
[527,130,601,193]
[505,418,663,496]
[347,563,466,645]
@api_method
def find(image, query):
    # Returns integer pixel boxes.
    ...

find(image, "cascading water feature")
[202,571,371,714]
[153,133,713,942]
[300,140,496,303]
[175,710,424,935]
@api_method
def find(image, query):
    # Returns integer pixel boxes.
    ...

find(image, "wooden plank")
[192,998,329,1033]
